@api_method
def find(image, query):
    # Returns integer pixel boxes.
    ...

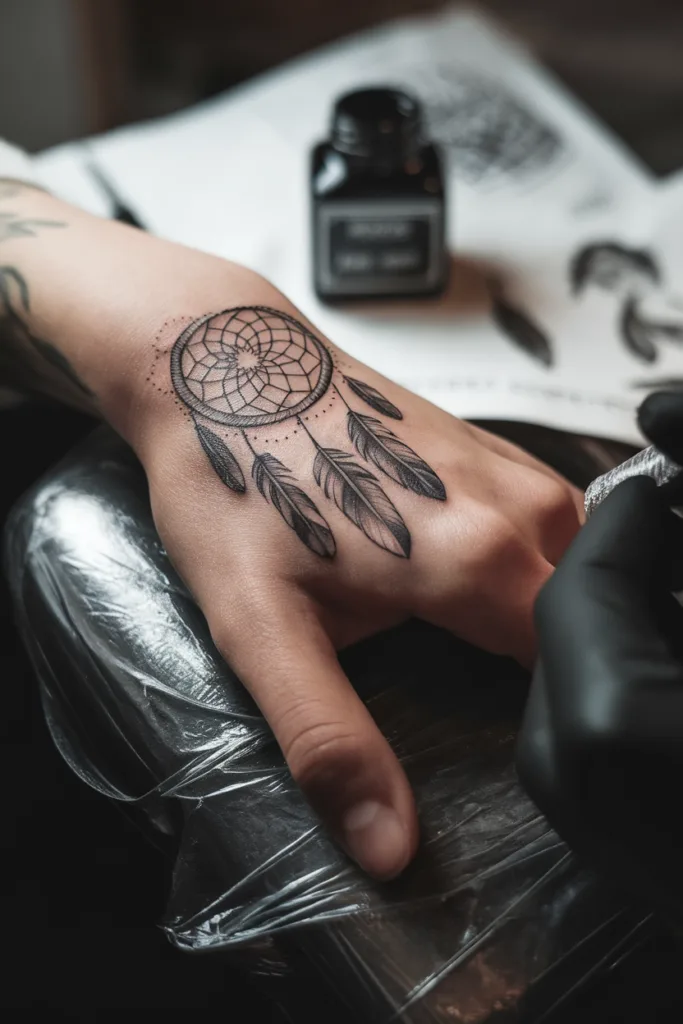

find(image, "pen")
[86,158,146,230]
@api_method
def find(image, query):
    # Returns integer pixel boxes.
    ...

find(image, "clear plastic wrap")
[4,425,651,1022]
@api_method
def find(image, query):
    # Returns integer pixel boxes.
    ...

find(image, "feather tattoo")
[0,212,66,244]
[0,265,29,310]
[251,450,335,558]
[0,265,94,399]
[342,376,403,419]
[194,419,246,492]
[311,445,410,558]
[347,410,446,500]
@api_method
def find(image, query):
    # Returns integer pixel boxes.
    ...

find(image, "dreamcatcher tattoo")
[168,306,445,559]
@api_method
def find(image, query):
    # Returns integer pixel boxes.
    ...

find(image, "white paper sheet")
[36,6,675,445]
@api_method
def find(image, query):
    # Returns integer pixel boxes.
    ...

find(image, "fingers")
[467,424,586,523]
[506,466,583,567]
[638,390,683,465]
[468,451,582,567]
[424,511,554,667]
[211,590,419,880]
[460,551,552,668]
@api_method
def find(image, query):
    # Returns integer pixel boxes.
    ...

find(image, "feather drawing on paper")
[569,241,683,365]
[620,300,683,364]
[631,378,683,391]
[490,296,553,368]
[570,242,660,296]
[620,297,659,363]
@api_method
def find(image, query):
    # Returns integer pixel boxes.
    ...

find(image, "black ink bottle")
[312,88,447,301]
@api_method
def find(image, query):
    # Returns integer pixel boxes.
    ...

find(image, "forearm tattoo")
[0,211,65,243]
[0,265,94,402]
[0,183,25,200]
[0,184,91,403]
[165,307,445,558]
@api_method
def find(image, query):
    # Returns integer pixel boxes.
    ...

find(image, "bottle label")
[316,199,444,296]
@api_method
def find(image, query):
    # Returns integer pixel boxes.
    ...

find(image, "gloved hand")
[517,392,683,922]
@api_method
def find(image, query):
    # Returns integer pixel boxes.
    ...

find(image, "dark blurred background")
[3,0,683,174]
[3,1,683,1020]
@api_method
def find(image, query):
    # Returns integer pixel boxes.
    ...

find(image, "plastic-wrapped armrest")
[4,426,649,1022]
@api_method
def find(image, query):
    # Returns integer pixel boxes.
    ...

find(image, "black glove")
[517,392,683,922]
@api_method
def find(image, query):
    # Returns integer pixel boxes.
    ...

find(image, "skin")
[0,181,584,879]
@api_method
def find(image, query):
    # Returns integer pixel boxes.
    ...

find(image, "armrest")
[3,424,650,1023]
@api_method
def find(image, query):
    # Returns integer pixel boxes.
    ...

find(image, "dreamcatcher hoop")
[170,307,334,427]
[167,303,446,561]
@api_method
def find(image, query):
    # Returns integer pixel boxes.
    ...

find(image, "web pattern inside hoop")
[171,308,333,426]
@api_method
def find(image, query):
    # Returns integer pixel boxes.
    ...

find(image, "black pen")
[86,158,146,230]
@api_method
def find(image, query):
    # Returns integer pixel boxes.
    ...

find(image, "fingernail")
[342,800,409,880]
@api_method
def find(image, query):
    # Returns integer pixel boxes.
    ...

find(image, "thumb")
[214,595,419,880]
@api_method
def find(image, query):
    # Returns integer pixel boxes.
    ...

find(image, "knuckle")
[532,478,578,529]
[463,512,526,573]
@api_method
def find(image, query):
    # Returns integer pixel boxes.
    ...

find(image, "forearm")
[0,181,290,441]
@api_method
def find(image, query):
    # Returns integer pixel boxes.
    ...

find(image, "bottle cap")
[331,88,422,164]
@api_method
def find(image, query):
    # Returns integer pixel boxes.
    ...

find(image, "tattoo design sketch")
[0,265,94,399]
[571,243,660,296]
[620,297,662,363]
[570,241,683,366]
[404,68,565,187]
[631,377,683,391]
[490,294,553,367]
[169,307,445,558]
[0,211,66,244]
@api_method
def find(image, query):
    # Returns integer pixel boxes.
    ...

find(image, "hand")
[0,183,583,880]
[517,391,683,921]
[136,299,582,881]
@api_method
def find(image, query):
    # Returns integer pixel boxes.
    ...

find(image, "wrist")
[103,268,336,455]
